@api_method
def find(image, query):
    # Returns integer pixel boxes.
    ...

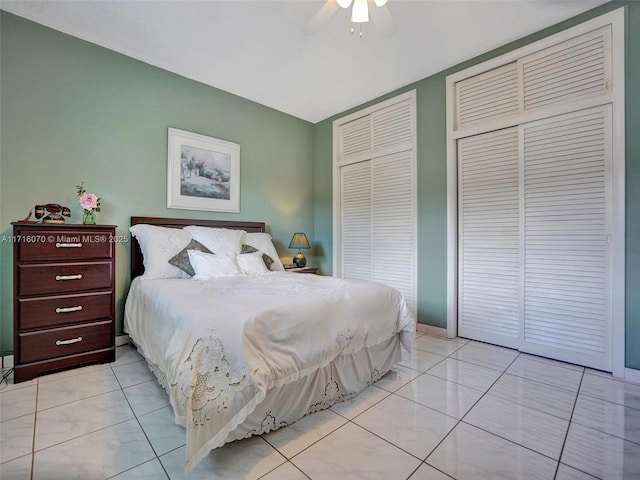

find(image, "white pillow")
[184,226,246,255]
[245,232,284,271]
[129,224,192,279]
[237,251,270,275]
[188,250,242,279]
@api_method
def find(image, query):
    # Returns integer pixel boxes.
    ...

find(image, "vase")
[82,210,97,225]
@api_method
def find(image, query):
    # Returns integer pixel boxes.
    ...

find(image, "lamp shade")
[289,232,310,249]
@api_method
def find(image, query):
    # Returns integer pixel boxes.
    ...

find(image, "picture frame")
[167,127,240,213]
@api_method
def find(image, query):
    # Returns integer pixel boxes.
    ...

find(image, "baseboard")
[625,367,640,385]
[116,335,130,347]
[416,323,448,338]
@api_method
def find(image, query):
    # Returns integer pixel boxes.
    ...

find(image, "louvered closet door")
[522,106,612,370]
[341,161,372,280]
[372,151,415,310]
[458,107,612,370]
[340,153,416,311]
[458,128,521,347]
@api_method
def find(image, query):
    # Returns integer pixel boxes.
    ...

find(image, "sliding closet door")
[458,106,612,370]
[522,106,612,369]
[341,161,372,280]
[371,151,415,310]
[339,152,416,310]
[458,128,521,347]
[449,10,623,372]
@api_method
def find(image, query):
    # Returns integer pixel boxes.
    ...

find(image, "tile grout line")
[418,348,522,473]
[29,348,169,480]
[254,446,309,480]
[109,351,173,479]
[552,368,585,480]
[453,352,589,470]
[577,376,640,414]
[262,374,426,478]
[30,377,39,480]
[424,347,604,474]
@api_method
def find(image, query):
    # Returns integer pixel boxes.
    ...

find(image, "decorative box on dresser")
[12,222,117,383]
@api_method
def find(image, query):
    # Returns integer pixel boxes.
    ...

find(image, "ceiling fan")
[303,0,396,37]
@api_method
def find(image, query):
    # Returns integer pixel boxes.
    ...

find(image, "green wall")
[313,1,640,369]
[0,12,315,354]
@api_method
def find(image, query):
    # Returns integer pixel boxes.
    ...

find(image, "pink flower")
[79,192,99,210]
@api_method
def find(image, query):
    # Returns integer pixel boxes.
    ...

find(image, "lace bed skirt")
[141,334,401,445]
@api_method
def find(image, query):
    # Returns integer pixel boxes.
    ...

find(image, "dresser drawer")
[16,229,113,262]
[18,262,113,296]
[18,291,113,330]
[18,320,113,364]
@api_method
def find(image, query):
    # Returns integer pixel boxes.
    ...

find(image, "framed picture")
[167,128,240,213]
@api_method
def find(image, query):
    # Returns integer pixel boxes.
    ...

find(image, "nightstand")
[285,266,318,274]
[11,222,116,382]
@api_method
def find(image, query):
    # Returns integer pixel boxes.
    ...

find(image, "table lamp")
[289,232,310,267]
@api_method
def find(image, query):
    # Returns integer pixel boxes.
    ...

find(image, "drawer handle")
[56,336,83,346]
[55,306,83,314]
[56,242,82,248]
[55,274,83,281]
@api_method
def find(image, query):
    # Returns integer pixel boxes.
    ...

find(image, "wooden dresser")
[12,222,116,382]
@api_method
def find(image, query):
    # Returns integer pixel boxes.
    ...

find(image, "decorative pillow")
[241,244,275,270]
[168,239,212,276]
[129,224,192,279]
[188,250,242,279]
[184,226,246,255]
[237,251,270,275]
[244,232,284,271]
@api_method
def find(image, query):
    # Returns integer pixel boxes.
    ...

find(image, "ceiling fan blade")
[302,0,341,35]
[369,3,396,35]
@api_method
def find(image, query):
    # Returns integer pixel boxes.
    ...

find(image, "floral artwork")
[167,128,240,213]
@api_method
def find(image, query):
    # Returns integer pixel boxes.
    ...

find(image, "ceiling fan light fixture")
[351,0,369,23]
[373,0,388,6]
[336,0,353,8]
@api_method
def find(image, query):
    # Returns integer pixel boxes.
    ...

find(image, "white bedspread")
[124,272,415,474]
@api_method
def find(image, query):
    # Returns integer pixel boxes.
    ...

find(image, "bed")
[124,216,415,474]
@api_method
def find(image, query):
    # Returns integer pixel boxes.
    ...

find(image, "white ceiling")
[1,0,608,123]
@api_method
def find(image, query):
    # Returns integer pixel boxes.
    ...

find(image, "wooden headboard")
[130,216,266,279]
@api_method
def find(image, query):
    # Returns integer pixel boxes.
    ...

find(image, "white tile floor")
[2,333,640,479]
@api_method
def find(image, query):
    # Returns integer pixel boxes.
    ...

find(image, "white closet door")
[339,153,416,312]
[372,151,415,310]
[449,10,623,373]
[335,91,417,315]
[340,161,372,280]
[458,128,521,346]
[522,106,612,370]
[458,107,612,370]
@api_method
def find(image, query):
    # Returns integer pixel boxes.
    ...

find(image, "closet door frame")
[445,7,626,376]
